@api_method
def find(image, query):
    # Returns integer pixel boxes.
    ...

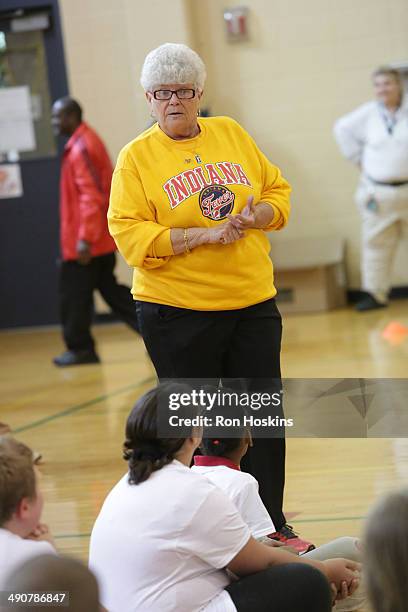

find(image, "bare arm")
[170,228,209,255]
[170,223,243,255]
[252,202,275,229]
[227,536,360,599]
[228,536,325,576]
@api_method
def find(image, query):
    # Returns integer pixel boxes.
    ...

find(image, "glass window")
[0,28,56,159]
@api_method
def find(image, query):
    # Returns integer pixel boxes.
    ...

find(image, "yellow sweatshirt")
[108,116,291,310]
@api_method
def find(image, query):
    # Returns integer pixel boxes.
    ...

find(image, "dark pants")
[137,298,286,529]
[60,252,139,352]
[226,563,332,612]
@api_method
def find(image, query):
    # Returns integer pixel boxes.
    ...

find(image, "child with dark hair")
[195,431,276,540]
[89,383,361,612]
[193,431,366,611]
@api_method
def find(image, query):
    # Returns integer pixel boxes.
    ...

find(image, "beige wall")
[191,0,408,288]
[60,0,408,299]
[59,0,194,308]
[60,0,193,158]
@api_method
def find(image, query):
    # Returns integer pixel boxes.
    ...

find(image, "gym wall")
[59,0,408,293]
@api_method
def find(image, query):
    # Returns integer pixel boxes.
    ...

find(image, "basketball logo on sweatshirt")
[199,185,235,220]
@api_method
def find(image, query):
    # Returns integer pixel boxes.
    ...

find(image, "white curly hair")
[140,43,206,92]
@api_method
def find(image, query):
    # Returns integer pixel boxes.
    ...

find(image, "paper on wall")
[0,86,36,153]
[0,164,23,198]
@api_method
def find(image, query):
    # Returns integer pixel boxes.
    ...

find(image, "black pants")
[226,563,332,612]
[60,252,139,352]
[137,298,286,529]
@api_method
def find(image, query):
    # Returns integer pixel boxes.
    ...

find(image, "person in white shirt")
[89,383,361,612]
[193,449,276,541]
[334,66,408,311]
[0,437,56,588]
[193,432,366,611]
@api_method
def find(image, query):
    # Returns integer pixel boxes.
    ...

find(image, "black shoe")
[355,294,387,312]
[53,350,100,367]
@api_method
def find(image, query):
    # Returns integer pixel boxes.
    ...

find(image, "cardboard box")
[269,236,347,314]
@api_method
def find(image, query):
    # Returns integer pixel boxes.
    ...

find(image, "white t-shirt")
[333,99,408,182]
[89,460,250,612]
[191,464,274,538]
[0,528,56,588]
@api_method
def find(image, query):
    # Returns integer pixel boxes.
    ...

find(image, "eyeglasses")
[153,88,196,100]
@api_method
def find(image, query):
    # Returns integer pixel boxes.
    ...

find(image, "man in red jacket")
[51,97,138,367]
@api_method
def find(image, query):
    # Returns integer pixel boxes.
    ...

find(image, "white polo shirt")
[191,457,274,538]
[333,98,408,182]
[0,528,56,588]
[89,460,250,612]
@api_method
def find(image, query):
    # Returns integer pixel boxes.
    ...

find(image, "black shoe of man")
[355,294,387,312]
[53,349,100,367]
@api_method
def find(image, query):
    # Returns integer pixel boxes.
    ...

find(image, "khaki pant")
[305,537,365,611]
[355,176,408,301]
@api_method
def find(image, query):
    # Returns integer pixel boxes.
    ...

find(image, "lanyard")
[380,107,398,135]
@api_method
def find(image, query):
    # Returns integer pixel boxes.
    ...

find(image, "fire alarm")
[223,7,249,42]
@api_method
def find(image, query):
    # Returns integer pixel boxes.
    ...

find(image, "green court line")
[11,380,368,537]
[54,515,367,540]
[55,533,92,540]
[11,376,155,434]
[294,515,366,524]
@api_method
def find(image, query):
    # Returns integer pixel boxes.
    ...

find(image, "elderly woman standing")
[108,43,311,552]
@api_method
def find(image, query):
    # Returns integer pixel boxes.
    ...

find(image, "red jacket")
[60,122,116,260]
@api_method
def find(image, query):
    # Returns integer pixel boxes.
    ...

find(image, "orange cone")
[382,321,408,345]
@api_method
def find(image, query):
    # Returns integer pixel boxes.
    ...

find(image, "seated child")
[192,432,365,612]
[0,436,56,587]
[90,383,361,612]
[364,488,408,612]
[193,435,277,542]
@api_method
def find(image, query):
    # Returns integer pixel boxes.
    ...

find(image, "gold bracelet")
[183,228,191,254]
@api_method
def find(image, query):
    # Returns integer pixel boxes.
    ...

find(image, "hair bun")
[131,442,163,462]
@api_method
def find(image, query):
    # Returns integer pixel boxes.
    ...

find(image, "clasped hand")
[208,196,256,245]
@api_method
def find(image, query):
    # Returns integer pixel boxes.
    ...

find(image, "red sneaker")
[268,524,315,555]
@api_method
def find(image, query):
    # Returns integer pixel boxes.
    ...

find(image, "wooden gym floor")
[1,300,407,585]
